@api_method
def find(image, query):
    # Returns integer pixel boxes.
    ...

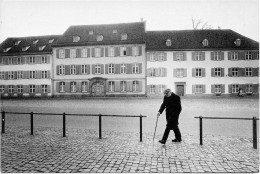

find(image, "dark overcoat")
[158,92,182,129]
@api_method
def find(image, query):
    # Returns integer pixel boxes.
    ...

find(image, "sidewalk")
[1,126,259,173]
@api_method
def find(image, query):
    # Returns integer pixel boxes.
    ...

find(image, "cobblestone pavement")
[1,126,259,173]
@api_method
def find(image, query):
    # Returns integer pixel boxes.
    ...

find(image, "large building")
[0,22,259,98]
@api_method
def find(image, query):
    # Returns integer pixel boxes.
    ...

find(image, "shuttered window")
[17,57,22,64]
[108,47,115,57]
[70,65,76,75]
[29,85,36,93]
[133,81,139,92]
[246,84,253,93]
[29,57,35,64]
[8,72,14,79]
[176,69,184,77]
[245,68,252,77]
[41,71,48,79]
[108,81,115,92]
[59,49,65,58]
[232,84,239,93]
[120,47,127,56]
[245,52,252,60]
[0,72,4,79]
[195,68,202,77]
[195,85,203,93]
[41,85,48,93]
[95,64,101,74]
[120,64,126,74]
[82,82,88,92]
[41,56,47,63]
[71,82,76,93]
[132,46,139,56]
[81,65,88,74]
[121,81,127,92]
[108,64,115,74]
[17,85,23,93]
[59,82,65,92]
[95,48,101,57]
[132,63,139,74]
[8,85,14,93]
[29,71,36,79]
[232,68,238,77]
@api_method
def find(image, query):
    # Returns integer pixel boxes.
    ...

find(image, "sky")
[0,0,259,43]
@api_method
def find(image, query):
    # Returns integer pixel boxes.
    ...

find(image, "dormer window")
[39,45,46,51]
[96,35,103,41]
[15,41,21,45]
[166,39,172,47]
[89,31,94,35]
[202,39,209,47]
[49,39,54,43]
[22,46,30,51]
[113,29,117,34]
[33,40,39,44]
[121,33,127,40]
[234,38,241,46]
[73,36,80,42]
[3,47,11,52]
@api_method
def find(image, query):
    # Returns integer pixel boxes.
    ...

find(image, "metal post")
[99,114,102,139]
[140,115,143,142]
[253,117,257,149]
[63,112,66,137]
[30,112,33,135]
[2,111,5,134]
[199,116,203,145]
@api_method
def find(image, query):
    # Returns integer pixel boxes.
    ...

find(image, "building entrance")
[92,83,104,96]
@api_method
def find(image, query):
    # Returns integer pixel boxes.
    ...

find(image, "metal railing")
[1,111,147,142]
[194,116,259,149]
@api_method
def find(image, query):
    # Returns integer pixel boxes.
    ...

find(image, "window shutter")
[253,84,259,93]
[47,85,50,93]
[35,85,40,93]
[238,68,243,77]
[202,85,206,93]
[147,85,150,94]
[183,52,186,61]
[192,85,195,94]
[211,68,214,77]
[147,69,151,77]
[24,85,29,93]
[65,49,70,58]
[173,52,177,61]
[138,81,142,92]
[76,49,81,58]
[92,48,95,57]
[138,46,142,56]
[26,57,29,64]
[164,53,167,61]
[163,68,167,77]
[56,82,60,92]
[202,52,205,61]
[184,69,187,77]
[47,56,50,63]
[65,65,70,75]
[56,49,59,58]
[221,68,225,77]
[252,51,257,60]
[127,81,133,92]
[252,68,258,77]
[239,52,245,60]
[115,64,120,74]
[65,82,70,93]
[173,69,176,77]
[76,82,81,92]
[105,47,108,57]
[115,47,120,57]
[92,64,95,74]
[115,81,120,92]
[221,85,225,93]
[56,65,59,75]
[191,52,195,61]
[228,84,232,93]
[228,52,231,60]
[13,71,17,79]
[22,57,26,64]
[101,48,104,57]
[192,68,195,77]
[241,68,245,77]
[105,64,108,74]
[221,52,224,60]
[87,65,90,75]
[47,71,50,79]
[37,71,41,79]
[101,64,104,74]
[147,53,150,61]
[211,52,214,60]
[139,63,142,74]
[228,68,232,77]
[126,64,132,74]
[211,85,214,93]
[76,65,81,75]
[87,48,91,58]
[36,56,41,64]
[126,47,131,56]
[153,52,158,61]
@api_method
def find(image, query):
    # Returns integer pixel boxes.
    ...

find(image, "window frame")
[41,71,48,79]
[81,65,88,74]
[8,71,14,79]
[70,82,76,93]
[245,51,252,60]
[95,64,101,74]
[232,68,238,77]
[108,64,115,74]
[215,85,222,93]
[0,85,4,93]
[82,81,88,93]
[70,65,76,75]
[29,56,35,64]
[195,52,203,61]
[8,85,14,93]
[120,64,126,74]
[120,47,127,56]
[176,68,184,78]
[17,85,23,93]
[41,84,48,93]
[29,85,36,93]
[121,81,127,92]
[59,65,65,75]
[108,81,115,92]
[245,67,252,77]
[195,68,202,77]
[232,84,239,93]
[132,63,139,74]
[214,68,221,77]
[176,52,184,61]
[108,47,115,57]
[59,82,65,93]
[195,85,203,93]
[150,85,156,94]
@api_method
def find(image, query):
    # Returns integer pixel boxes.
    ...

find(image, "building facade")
[0,36,60,98]
[52,22,146,97]
[146,30,259,96]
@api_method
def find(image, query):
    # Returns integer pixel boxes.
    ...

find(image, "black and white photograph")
[0,0,259,173]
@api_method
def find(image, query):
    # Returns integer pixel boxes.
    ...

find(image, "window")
[39,45,46,51]
[121,33,127,40]
[70,65,76,75]
[41,85,48,93]
[29,71,36,79]
[213,52,221,60]
[8,85,14,93]
[33,40,39,44]
[195,52,203,61]
[158,85,166,93]
[71,49,76,58]
[150,53,155,61]
[202,39,208,46]
[29,85,36,93]
[49,39,54,43]
[71,82,76,93]
[231,52,239,60]
[214,68,221,77]
[0,85,4,93]
[59,65,65,75]
[176,69,184,78]
[59,82,65,92]
[108,64,115,74]
[81,65,88,74]
[82,81,88,92]
[89,31,94,35]
[245,52,252,60]
[245,68,252,77]
[234,38,241,46]
[8,72,14,79]
[195,68,202,77]
[108,81,115,92]
[132,64,139,74]
[17,57,22,64]
[158,53,164,61]
[97,35,103,41]
[0,58,3,64]
[232,68,238,77]
[120,47,127,56]
[17,85,23,93]
[22,46,30,51]
[108,47,114,57]
[29,56,35,64]
[17,71,23,79]
[150,68,156,77]
[133,81,138,92]
[41,71,48,79]
[82,48,88,57]
[95,64,101,74]
[15,41,21,45]
[41,56,47,63]
[8,57,14,64]
[176,52,184,61]
[120,64,126,74]
[95,48,101,57]
[166,39,171,47]
[59,49,65,58]
[73,36,80,42]
[257,51,259,60]
[132,46,139,56]
[215,85,221,93]
[150,85,156,94]
[3,47,11,52]
[232,84,239,93]
[0,72,4,79]
[195,85,203,93]
[246,84,253,93]
[121,81,127,92]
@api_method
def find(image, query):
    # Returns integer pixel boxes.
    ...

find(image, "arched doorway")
[90,77,106,97]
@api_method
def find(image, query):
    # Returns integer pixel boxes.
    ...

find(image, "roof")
[0,35,61,56]
[146,30,259,51]
[53,22,146,47]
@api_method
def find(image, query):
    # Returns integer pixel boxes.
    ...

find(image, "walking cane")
[153,115,159,142]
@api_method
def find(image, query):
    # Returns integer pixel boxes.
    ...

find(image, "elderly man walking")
[157,89,182,144]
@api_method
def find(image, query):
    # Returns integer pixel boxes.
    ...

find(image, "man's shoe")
[172,139,182,142]
[159,140,166,144]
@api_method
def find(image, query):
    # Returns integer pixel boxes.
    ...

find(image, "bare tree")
[192,17,213,30]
